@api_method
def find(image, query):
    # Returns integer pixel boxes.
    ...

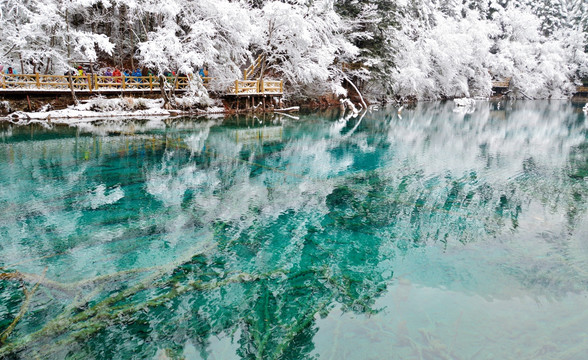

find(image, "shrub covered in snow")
[174,78,215,110]
[87,98,151,112]
[0,101,11,115]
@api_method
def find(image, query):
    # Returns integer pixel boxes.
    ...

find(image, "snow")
[0,0,586,102]
[454,98,476,107]
[0,97,229,125]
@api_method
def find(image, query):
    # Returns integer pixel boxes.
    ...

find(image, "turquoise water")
[0,101,587,359]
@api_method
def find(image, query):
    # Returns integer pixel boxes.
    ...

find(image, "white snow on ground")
[204,106,225,114]
[454,98,476,107]
[453,98,477,114]
[0,97,227,124]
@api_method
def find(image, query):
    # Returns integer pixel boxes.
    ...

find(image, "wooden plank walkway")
[0,74,283,96]
[492,78,511,89]
[492,78,588,95]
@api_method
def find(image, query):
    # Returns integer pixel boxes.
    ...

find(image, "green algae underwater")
[1,101,587,359]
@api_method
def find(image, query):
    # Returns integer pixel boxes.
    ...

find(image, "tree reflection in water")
[0,101,586,359]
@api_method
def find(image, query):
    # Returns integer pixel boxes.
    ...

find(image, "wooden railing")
[492,78,511,88]
[0,73,283,95]
[243,55,265,80]
[260,80,283,94]
[0,73,215,92]
[490,80,588,94]
[232,79,283,95]
[0,74,92,91]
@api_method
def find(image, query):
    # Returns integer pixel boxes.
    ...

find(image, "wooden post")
[35,73,40,88]
[149,75,153,91]
[235,80,239,94]
[122,76,126,90]
[67,72,79,105]
[88,74,92,92]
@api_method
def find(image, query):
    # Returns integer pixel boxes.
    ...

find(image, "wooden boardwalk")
[230,80,283,96]
[492,78,511,89]
[492,78,588,96]
[0,73,284,97]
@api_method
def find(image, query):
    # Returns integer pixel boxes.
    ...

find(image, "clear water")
[0,101,587,359]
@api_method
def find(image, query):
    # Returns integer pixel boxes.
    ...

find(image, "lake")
[1,100,587,359]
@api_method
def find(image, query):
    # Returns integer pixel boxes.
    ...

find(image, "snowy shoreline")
[1,107,227,124]
[0,95,306,125]
[1,95,584,126]
[0,97,227,125]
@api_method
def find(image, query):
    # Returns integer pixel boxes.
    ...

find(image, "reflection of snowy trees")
[0,103,587,358]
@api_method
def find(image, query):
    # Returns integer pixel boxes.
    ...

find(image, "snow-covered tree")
[0,0,586,101]
[137,0,253,91]
[251,0,358,97]
[389,8,497,100]
[0,0,113,74]
[490,5,587,98]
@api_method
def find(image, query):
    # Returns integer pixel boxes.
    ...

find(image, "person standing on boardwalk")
[132,68,142,83]
[113,68,122,83]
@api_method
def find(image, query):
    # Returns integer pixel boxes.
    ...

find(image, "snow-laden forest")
[0,0,587,101]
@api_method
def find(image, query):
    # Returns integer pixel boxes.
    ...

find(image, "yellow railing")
[244,55,265,80]
[93,75,160,91]
[0,73,95,91]
[234,80,259,94]
[232,79,283,95]
[260,80,283,94]
[175,76,190,90]
[0,73,282,95]
[577,86,588,93]
[0,73,201,92]
[492,78,511,88]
